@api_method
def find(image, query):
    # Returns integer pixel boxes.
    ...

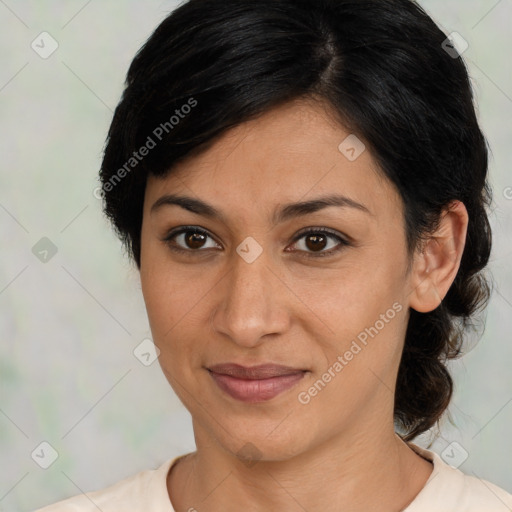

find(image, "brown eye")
[184,230,208,249]
[289,228,350,258]
[304,233,328,252]
[163,226,350,258]
[163,226,220,253]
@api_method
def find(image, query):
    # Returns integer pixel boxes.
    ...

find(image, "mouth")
[206,363,307,403]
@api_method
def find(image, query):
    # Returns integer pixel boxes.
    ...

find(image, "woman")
[37,0,512,510]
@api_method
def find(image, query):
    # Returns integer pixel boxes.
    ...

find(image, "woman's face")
[140,98,418,461]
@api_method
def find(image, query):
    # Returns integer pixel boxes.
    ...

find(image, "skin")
[139,97,468,512]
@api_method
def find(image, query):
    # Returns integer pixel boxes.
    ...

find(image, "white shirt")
[35,443,512,511]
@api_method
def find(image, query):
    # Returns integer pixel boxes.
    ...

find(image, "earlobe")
[408,200,468,313]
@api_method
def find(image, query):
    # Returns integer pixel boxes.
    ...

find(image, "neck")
[168,419,433,512]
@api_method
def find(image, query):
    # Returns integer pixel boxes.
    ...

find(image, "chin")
[213,418,317,464]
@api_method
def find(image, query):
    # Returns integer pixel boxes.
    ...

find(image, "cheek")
[292,245,408,375]
[140,260,212,373]
[140,269,168,333]
[293,250,404,329]
[140,243,197,336]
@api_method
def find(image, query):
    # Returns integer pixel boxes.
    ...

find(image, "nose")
[211,248,291,348]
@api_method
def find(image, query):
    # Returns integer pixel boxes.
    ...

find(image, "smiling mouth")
[206,363,307,402]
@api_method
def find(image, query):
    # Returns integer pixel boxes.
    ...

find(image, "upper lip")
[207,363,306,380]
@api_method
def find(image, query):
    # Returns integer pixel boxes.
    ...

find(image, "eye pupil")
[186,231,207,249]
[305,234,327,252]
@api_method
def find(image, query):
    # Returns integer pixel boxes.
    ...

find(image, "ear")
[408,200,468,313]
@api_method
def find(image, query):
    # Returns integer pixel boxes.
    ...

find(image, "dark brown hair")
[99,0,493,440]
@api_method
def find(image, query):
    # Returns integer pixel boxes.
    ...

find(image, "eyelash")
[162,226,350,258]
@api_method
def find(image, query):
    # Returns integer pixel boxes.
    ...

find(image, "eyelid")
[291,226,348,244]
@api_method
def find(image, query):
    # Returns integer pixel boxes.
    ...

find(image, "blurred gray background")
[0,1,511,510]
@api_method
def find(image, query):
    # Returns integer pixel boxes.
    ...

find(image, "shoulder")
[452,470,512,511]
[406,443,512,512]
[34,456,183,512]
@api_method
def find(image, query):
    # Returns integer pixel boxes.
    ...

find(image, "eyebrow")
[150,193,373,224]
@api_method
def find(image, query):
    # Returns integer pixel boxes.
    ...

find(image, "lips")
[207,363,306,402]
[208,363,304,379]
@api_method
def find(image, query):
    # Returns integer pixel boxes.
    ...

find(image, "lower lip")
[208,371,306,403]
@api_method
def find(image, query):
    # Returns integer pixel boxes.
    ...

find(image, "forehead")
[144,98,402,226]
